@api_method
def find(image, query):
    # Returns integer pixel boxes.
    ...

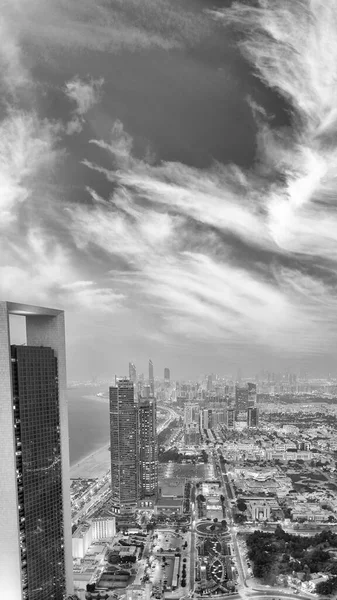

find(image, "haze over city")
[2,0,337,379]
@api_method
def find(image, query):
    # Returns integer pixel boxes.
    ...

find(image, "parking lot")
[154,530,183,552]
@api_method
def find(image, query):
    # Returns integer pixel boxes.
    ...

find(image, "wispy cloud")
[64,77,104,116]
[4,0,212,62]
[0,15,30,95]
[211,0,337,263]
[71,0,337,355]
[2,0,337,368]
[64,76,104,134]
[0,111,63,226]
[0,109,123,313]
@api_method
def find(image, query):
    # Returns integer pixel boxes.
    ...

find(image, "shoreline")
[78,394,109,404]
[70,441,111,479]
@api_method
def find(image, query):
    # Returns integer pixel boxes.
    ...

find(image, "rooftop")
[3,301,62,316]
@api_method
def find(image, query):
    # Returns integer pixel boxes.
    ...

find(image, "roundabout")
[196,520,229,537]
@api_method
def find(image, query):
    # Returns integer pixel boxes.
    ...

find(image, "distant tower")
[149,359,154,396]
[164,367,170,387]
[207,375,213,392]
[236,367,242,384]
[143,384,151,399]
[129,361,137,384]
[247,407,259,428]
[235,385,248,412]
[110,378,138,513]
[247,382,257,407]
[138,398,158,500]
[0,301,73,600]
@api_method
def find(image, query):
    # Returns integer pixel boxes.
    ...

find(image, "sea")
[67,386,110,466]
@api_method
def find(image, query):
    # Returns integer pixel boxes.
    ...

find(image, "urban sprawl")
[3,303,337,600]
[70,365,337,600]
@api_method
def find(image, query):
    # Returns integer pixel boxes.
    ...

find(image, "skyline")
[2,0,337,379]
[3,301,337,598]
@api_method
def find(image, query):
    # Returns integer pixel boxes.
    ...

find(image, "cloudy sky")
[2,0,337,380]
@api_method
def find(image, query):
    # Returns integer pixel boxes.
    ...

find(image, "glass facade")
[11,345,65,600]
[235,385,249,412]
[110,380,138,513]
[139,399,158,499]
[148,360,154,396]
[247,382,257,407]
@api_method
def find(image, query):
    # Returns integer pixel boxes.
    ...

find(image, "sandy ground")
[70,442,111,479]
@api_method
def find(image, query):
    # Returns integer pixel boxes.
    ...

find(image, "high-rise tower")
[0,302,73,600]
[235,385,248,412]
[247,382,257,407]
[164,367,170,387]
[129,362,137,385]
[148,359,154,396]
[110,378,138,513]
[138,398,158,501]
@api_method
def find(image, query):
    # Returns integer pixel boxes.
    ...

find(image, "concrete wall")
[0,302,23,599]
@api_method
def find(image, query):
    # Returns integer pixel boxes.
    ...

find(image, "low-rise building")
[155,497,184,515]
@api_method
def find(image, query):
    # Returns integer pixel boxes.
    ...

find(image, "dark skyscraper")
[247,407,259,428]
[129,361,137,384]
[235,385,248,412]
[247,382,257,407]
[12,346,65,599]
[164,367,170,387]
[110,378,138,513]
[138,398,158,501]
[0,302,73,600]
[149,359,154,396]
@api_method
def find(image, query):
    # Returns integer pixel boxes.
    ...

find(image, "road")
[211,450,247,589]
[157,405,180,434]
[190,504,196,593]
[72,481,110,524]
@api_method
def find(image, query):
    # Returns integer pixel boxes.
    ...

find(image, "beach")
[68,386,111,477]
[69,442,111,479]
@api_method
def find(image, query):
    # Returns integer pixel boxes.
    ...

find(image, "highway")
[157,405,180,434]
[190,503,196,593]
[72,481,111,524]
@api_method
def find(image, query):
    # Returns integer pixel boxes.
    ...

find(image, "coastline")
[80,394,109,404]
[70,441,111,479]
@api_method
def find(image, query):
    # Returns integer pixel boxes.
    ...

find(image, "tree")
[237,499,247,512]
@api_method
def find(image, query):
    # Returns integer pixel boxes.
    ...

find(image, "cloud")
[2,0,337,370]
[0,111,63,226]
[64,76,104,134]
[0,108,123,314]
[0,15,31,95]
[211,0,337,263]
[74,1,337,360]
[64,77,104,116]
[3,0,212,63]
[0,224,124,313]
[70,157,337,355]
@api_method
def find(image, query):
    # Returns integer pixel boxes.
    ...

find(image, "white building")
[92,516,116,541]
[72,523,93,559]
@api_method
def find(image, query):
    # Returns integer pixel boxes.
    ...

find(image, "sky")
[2,0,337,380]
